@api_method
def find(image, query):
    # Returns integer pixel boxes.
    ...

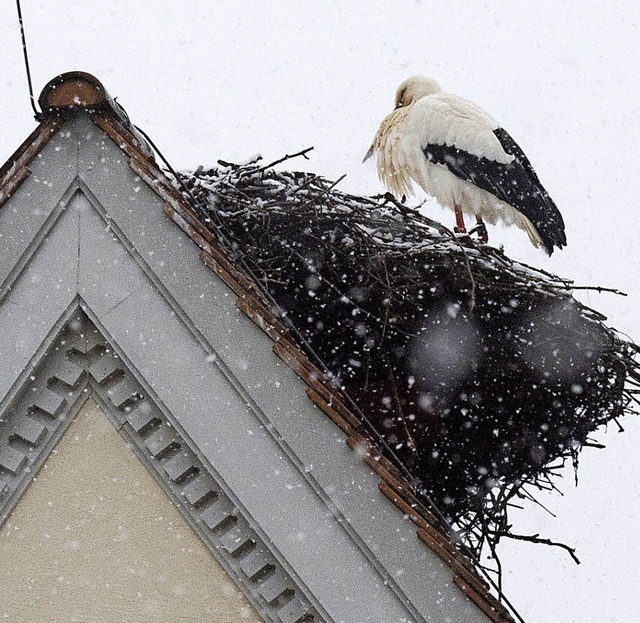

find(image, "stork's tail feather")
[540,226,567,256]
[531,195,567,256]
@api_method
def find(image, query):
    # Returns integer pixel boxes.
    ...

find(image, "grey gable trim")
[0,112,493,623]
[0,307,326,623]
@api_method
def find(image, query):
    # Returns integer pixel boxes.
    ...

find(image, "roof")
[8,69,629,623]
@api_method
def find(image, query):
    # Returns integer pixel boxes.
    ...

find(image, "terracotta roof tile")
[0,117,63,209]
[132,120,517,623]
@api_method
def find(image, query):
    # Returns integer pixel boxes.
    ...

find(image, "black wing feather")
[424,128,566,254]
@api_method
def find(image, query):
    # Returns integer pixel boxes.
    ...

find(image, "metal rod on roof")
[15,0,42,120]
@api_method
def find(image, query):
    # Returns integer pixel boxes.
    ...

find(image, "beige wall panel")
[0,399,264,623]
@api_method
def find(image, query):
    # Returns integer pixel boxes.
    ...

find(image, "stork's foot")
[381,191,407,206]
[453,225,467,235]
[469,222,488,244]
[468,215,488,244]
[382,192,395,203]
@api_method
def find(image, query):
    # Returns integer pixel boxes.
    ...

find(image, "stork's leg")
[453,203,466,234]
[472,215,488,244]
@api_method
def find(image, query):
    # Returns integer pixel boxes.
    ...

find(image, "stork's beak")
[363,144,374,163]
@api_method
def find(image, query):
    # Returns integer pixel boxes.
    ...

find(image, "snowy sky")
[1,1,639,621]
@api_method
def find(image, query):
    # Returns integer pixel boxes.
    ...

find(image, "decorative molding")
[0,308,326,623]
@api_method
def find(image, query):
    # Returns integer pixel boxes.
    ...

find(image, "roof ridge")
[165,193,517,623]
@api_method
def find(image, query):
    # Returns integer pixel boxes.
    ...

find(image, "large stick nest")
[179,152,640,564]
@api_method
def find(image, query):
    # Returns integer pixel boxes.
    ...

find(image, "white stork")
[364,76,566,254]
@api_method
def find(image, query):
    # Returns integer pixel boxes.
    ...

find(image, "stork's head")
[394,75,441,109]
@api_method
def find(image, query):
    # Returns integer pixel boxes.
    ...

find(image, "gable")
[0,77,507,623]
[0,307,321,622]
[0,398,264,623]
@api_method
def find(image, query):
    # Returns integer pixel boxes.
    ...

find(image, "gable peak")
[40,71,120,118]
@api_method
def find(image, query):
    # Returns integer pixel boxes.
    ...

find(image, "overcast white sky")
[1,1,639,621]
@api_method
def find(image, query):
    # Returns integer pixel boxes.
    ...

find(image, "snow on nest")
[177,153,639,564]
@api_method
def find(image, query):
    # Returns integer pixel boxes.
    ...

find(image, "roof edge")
[103,113,516,620]
[0,116,63,210]
[156,175,517,623]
